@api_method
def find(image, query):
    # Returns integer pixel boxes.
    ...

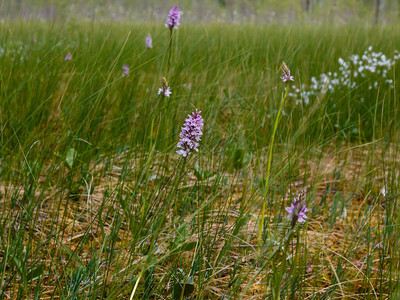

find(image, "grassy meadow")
[0,20,400,299]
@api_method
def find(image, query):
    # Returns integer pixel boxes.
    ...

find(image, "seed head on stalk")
[281,61,294,82]
[158,77,172,98]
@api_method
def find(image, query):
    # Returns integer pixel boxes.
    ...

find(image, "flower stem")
[167,29,173,73]
[173,156,187,216]
[258,86,289,244]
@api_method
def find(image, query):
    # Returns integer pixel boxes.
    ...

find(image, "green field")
[0,20,400,299]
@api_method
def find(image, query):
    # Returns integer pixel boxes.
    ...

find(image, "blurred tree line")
[3,0,400,24]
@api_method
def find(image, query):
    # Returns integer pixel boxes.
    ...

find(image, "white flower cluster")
[0,41,30,62]
[289,46,399,105]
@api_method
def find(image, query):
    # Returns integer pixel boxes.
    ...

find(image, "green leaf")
[233,214,250,236]
[173,282,195,299]
[232,148,245,170]
[172,241,197,254]
[65,148,77,169]
[27,264,45,282]
[173,223,189,247]
[193,164,213,180]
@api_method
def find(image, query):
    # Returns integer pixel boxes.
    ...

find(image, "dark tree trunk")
[375,0,381,24]
[305,0,311,11]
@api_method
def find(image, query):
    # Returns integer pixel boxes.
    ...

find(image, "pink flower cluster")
[165,6,181,30]
[285,189,308,227]
[177,109,204,157]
